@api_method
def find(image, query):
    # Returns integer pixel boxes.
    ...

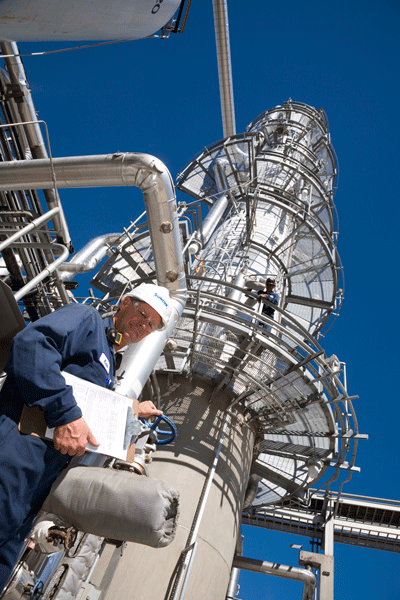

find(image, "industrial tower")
[91,99,358,600]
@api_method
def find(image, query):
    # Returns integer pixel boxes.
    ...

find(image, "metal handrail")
[0,206,59,253]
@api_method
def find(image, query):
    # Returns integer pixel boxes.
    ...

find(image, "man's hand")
[138,400,163,419]
[53,417,99,456]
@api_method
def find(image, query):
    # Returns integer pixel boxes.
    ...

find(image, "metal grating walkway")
[242,492,400,552]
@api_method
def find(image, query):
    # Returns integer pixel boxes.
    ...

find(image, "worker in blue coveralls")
[257,278,279,329]
[0,283,172,591]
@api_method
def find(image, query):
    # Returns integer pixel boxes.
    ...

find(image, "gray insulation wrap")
[42,466,179,548]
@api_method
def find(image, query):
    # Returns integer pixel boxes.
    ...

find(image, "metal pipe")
[232,555,316,600]
[202,160,231,243]
[0,207,60,252]
[201,193,229,246]
[8,241,70,309]
[1,42,46,154]
[189,160,230,256]
[226,567,240,599]
[59,233,123,280]
[0,150,187,396]
[0,68,31,159]
[14,243,69,301]
[1,41,72,249]
[212,0,236,137]
[224,272,245,315]
[0,152,186,303]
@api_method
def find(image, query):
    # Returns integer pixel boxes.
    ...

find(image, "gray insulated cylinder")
[101,375,256,600]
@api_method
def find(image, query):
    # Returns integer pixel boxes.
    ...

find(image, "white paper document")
[46,371,131,460]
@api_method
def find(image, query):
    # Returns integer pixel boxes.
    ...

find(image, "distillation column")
[98,101,352,600]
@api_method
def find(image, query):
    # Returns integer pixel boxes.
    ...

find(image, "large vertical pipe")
[100,375,256,600]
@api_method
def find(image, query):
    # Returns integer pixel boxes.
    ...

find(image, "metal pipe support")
[232,555,316,600]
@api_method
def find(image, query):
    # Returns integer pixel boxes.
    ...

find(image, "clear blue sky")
[16,0,400,597]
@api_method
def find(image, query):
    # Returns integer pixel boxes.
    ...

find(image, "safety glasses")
[133,302,158,332]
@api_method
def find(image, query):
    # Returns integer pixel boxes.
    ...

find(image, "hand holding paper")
[46,372,134,460]
[54,416,100,456]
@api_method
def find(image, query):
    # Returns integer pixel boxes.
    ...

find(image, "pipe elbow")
[300,567,316,586]
[119,153,174,198]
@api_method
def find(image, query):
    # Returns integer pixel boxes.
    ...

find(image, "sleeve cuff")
[46,404,83,429]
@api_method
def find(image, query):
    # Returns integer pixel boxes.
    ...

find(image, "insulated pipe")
[202,159,230,243]
[224,272,245,314]
[226,568,240,600]
[0,151,187,398]
[232,556,316,600]
[228,273,245,302]
[212,0,236,137]
[0,152,186,304]
[0,41,72,250]
[59,233,123,281]
[189,160,230,255]
[113,296,182,399]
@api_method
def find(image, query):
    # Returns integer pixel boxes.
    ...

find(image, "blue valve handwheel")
[140,414,177,445]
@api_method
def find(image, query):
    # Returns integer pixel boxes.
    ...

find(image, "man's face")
[113,297,161,349]
[266,282,275,292]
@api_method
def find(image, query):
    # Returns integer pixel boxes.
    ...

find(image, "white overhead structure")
[0,0,184,41]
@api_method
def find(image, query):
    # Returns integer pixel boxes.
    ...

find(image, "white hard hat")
[122,283,172,331]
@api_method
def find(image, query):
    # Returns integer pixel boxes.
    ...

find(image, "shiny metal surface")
[13,242,69,301]
[0,35,368,600]
[201,160,231,244]
[233,555,316,600]
[0,0,181,41]
[0,41,71,249]
[212,0,236,137]
[59,234,124,281]
[0,152,186,302]
[1,564,34,600]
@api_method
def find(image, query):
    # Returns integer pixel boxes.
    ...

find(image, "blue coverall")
[257,289,279,318]
[0,303,115,590]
